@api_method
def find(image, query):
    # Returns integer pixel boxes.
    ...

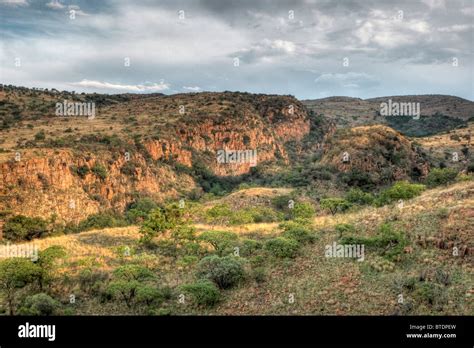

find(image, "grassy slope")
[13,180,473,315]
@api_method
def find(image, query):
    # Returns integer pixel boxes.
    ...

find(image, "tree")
[4,215,49,241]
[106,265,156,308]
[35,246,66,290]
[320,198,352,215]
[139,204,182,245]
[0,258,39,315]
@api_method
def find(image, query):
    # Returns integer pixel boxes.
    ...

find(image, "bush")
[375,181,425,206]
[70,165,89,178]
[106,265,156,308]
[4,215,49,241]
[245,206,283,223]
[91,163,108,180]
[345,188,374,205]
[34,130,46,141]
[334,223,355,238]
[229,209,254,225]
[425,168,458,187]
[264,237,299,258]
[340,223,408,262]
[238,239,263,257]
[291,202,315,220]
[272,194,295,211]
[204,204,232,225]
[18,293,60,315]
[320,198,352,215]
[180,280,221,307]
[76,212,127,232]
[126,198,158,223]
[251,267,266,283]
[199,231,239,256]
[196,255,245,289]
[282,226,316,244]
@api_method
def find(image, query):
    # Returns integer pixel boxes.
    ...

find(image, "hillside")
[0,87,312,223]
[5,180,472,315]
[303,95,474,136]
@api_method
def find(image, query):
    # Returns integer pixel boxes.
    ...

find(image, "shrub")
[76,212,127,232]
[204,204,232,225]
[334,223,355,238]
[413,282,446,307]
[196,255,245,289]
[34,130,46,141]
[340,223,408,262]
[135,285,164,306]
[91,163,108,180]
[345,188,374,205]
[425,168,458,187]
[4,215,49,241]
[238,239,263,257]
[243,206,283,223]
[282,226,316,244]
[251,267,266,283]
[70,165,89,178]
[199,231,239,256]
[271,194,295,211]
[229,209,254,225]
[320,198,352,215]
[291,202,315,220]
[375,181,425,206]
[126,198,158,223]
[106,265,155,308]
[264,237,299,258]
[180,280,221,307]
[18,293,60,315]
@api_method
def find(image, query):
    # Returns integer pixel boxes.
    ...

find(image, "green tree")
[3,215,49,241]
[139,204,182,245]
[320,198,352,215]
[35,246,66,290]
[106,265,155,308]
[0,258,39,315]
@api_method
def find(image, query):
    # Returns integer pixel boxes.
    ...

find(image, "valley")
[0,85,472,316]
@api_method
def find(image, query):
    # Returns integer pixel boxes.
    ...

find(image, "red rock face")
[0,148,195,224]
[0,93,311,224]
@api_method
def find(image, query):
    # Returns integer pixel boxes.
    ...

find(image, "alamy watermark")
[55,100,96,119]
[380,99,420,120]
[217,149,257,166]
[325,242,365,261]
[0,242,38,261]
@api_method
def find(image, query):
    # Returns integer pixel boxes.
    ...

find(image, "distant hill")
[303,94,474,136]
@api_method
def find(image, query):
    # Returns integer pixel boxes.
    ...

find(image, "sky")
[0,0,473,100]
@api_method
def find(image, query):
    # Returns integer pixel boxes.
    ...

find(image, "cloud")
[45,0,64,10]
[0,0,28,6]
[234,39,297,63]
[183,86,202,92]
[71,80,170,92]
[0,0,472,100]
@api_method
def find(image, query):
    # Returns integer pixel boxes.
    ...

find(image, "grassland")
[5,180,471,316]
